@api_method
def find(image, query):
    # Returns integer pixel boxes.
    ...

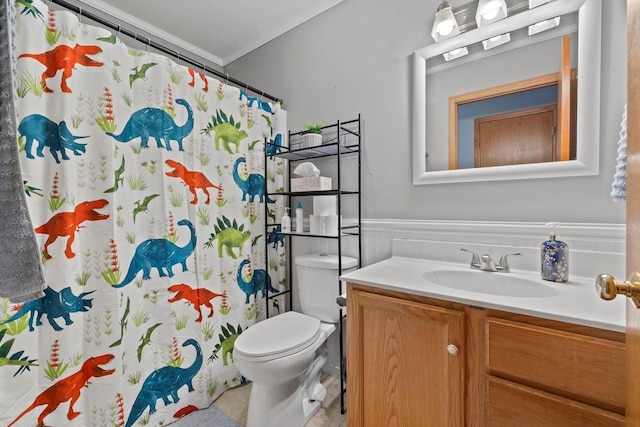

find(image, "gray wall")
[225,0,627,225]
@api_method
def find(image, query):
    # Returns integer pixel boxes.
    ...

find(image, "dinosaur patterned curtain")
[1,1,287,426]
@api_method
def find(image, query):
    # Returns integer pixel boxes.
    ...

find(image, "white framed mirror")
[412,0,601,185]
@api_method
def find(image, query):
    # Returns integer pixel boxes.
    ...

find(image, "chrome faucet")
[460,248,480,269]
[496,253,522,273]
[479,254,497,271]
[461,249,522,273]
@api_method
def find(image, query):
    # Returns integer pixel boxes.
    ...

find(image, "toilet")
[234,253,357,427]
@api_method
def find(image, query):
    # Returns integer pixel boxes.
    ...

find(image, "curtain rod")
[48,0,283,105]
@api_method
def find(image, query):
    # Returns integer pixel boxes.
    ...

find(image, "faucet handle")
[460,248,481,269]
[496,253,523,273]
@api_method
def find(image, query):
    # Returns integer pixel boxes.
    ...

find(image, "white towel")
[611,104,627,202]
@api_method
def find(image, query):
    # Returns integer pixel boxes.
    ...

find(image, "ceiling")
[71,0,344,66]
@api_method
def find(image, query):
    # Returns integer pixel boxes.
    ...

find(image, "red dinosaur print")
[8,353,115,427]
[174,405,199,419]
[168,283,224,322]
[35,199,109,259]
[165,159,221,205]
[188,67,209,92]
[18,44,103,93]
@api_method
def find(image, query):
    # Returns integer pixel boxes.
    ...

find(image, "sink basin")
[422,269,560,298]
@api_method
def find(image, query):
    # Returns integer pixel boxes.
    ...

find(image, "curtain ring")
[77,6,82,27]
[225,74,229,85]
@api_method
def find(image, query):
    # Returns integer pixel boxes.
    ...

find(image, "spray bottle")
[281,207,291,233]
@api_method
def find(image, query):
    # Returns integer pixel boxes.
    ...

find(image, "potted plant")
[302,122,323,147]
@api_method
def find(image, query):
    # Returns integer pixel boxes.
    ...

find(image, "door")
[474,105,557,167]
[628,0,640,425]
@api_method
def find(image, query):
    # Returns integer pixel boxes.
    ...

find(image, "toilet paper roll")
[322,215,340,236]
[313,196,336,216]
[310,215,323,235]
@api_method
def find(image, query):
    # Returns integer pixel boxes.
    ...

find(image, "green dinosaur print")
[208,323,243,366]
[204,216,250,259]
[104,155,125,193]
[200,110,248,154]
[129,63,157,88]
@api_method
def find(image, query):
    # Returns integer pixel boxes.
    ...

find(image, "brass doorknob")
[596,273,640,300]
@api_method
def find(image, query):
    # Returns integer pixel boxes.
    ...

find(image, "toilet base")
[246,381,326,427]
[245,344,329,427]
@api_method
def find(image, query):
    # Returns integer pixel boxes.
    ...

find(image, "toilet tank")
[295,253,358,323]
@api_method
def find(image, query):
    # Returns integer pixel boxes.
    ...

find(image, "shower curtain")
[1,1,287,426]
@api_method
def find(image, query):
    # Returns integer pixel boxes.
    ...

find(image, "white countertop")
[341,256,626,333]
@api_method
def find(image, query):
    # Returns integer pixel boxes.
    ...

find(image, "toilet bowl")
[234,254,357,427]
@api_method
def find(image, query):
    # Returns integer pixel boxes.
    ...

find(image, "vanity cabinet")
[346,283,626,427]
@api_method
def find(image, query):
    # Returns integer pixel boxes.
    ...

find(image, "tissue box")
[291,177,332,192]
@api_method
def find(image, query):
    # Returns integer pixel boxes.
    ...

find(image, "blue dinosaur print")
[125,338,202,427]
[232,157,275,204]
[113,219,196,288]
[236,259,279,304]
[266,133,284,158]
[267,225,285,249]
[107,99,193,151]
[238,90,273,113]
[1,286,95,332]
[18,114,88,164]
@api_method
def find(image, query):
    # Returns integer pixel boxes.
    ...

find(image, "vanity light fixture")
[431,0,460,42]
[443,47,469,61]
[475,0,507,27]
[529,0,553,8]
[528,16,560,35]
[481,32,511,49]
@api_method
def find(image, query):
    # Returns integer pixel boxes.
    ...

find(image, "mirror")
[412,0,601,185]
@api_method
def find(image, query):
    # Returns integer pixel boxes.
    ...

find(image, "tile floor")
[214,372,347,427]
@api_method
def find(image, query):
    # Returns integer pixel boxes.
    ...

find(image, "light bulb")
[482,8,500,20]
[437,20,455,36]
[476,0,507,27]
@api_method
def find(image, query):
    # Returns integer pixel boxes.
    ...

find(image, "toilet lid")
[235,312,321,360]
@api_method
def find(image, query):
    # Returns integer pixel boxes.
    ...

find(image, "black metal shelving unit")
[264,115,362,415]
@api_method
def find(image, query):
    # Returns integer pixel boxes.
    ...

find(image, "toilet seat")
[235,311,321,362]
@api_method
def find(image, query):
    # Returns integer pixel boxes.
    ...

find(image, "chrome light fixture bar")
[431,0,461,42]
[529,0,553,8]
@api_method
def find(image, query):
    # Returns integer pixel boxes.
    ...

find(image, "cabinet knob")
[596,272,640,301]
[447,344,458,356]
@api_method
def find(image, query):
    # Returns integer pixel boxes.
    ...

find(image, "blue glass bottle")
[541,222,568,282]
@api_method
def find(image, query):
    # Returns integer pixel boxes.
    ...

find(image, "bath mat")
[170,404,241,427]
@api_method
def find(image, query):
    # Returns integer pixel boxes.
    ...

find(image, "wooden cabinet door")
[347,287,465,427]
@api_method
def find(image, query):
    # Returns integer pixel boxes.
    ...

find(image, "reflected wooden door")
[474,105,557,167]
